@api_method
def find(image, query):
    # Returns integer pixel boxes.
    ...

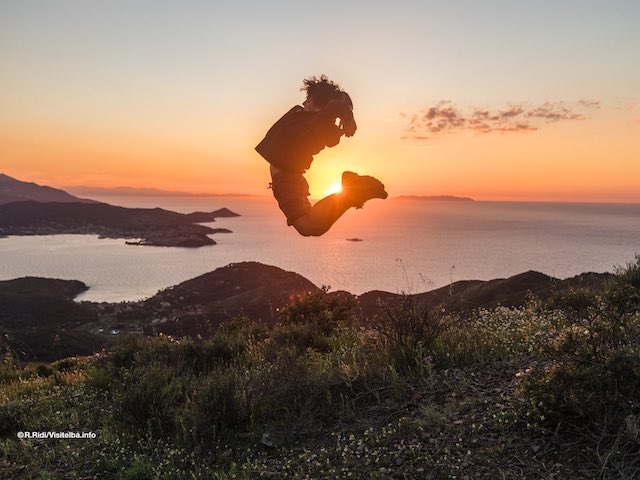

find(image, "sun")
[325,181,343,196]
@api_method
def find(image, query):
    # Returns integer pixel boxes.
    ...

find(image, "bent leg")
[270,168,387,237]
[291,193,353,237]
[289,171,389,236]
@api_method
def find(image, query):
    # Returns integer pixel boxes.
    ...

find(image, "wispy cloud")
[578,98,601,108]
[401,100,596,140]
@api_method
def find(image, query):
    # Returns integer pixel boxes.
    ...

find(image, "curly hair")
[301,74,350,108]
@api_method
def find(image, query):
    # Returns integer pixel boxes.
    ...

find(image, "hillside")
[358,270,611,317]
[0,173,95,205]
[0,277,108,361]
[1,258,638,479]
[0,262,612,361]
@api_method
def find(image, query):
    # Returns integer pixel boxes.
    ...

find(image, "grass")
[1,257,640,478]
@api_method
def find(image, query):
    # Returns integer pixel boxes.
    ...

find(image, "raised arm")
[315,92,357,137]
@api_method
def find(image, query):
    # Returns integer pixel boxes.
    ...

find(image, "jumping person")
[255,75,388,236]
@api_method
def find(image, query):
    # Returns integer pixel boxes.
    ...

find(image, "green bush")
[35,364,53,378]
[85,361,116,393]
[278,287,358,336]
[217,314,269,339]
[117,362,189,436]
[370,295,452,373]
[521,350,640,425]
[197,332,248,368]
[53,358,77,372]
[268,321,332,355]
[0,353,18,383]
[0,401,27,437]
[519,256,640,429]
[180,369,250,444]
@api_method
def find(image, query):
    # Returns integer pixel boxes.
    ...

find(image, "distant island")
[393,195,475,201]
[65,185,263,198]
[0,173,240,247]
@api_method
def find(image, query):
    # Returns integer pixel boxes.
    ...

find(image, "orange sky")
[2,104,638,202]
[2,2,639,202]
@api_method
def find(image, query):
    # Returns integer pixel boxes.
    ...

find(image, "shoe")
[341,171,388,208]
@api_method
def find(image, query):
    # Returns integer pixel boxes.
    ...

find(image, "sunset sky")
[1,1,639,201]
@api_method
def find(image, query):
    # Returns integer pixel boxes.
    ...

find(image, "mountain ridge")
[65,185,263,197]
[0,173,96,205]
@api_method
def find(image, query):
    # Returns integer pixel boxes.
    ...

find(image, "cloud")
[402,100,593,140]
[526,101,587,121]
[578,98,601,108]
[402,100,466,135]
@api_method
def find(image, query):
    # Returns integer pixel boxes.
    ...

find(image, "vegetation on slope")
[1,258,640,479]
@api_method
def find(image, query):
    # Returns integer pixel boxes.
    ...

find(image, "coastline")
[0,201,240,248]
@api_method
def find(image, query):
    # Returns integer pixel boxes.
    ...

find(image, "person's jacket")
[255,101,353,174]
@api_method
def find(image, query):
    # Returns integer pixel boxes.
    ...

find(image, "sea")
[1,195,640,303]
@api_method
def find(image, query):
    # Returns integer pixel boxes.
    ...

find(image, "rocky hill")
[135,262,319,336]
[0,174,240,246]
[0,277,108,361]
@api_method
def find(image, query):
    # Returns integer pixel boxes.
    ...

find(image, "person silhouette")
[255,75,388,236]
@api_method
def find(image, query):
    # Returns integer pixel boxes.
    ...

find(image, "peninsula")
[0,201,239,247]
[0,173,240,247]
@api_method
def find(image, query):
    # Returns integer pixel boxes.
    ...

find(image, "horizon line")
[66,187,640,205]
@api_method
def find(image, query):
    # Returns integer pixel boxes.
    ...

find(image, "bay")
[1,195,639,302]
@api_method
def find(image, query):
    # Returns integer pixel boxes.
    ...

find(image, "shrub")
[35,364,53,378]
[369,294,452,373]
[431,304,558,366]
[85,361,116,393]
[603,254,640,318]
[519,256,640,429]
[0,353,18,383]
[217,314,269,340]
[0,401,26,438]
[179,369,250,444]
[520,349,640,425]
[196,332,248,368]
[268,322,333,355]
[117,362,189,436]
[277,287,358,336]
[250,346,389,430]
[54,358,77,373]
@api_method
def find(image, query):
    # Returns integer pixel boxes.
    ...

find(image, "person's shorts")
[270,169,312,226]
